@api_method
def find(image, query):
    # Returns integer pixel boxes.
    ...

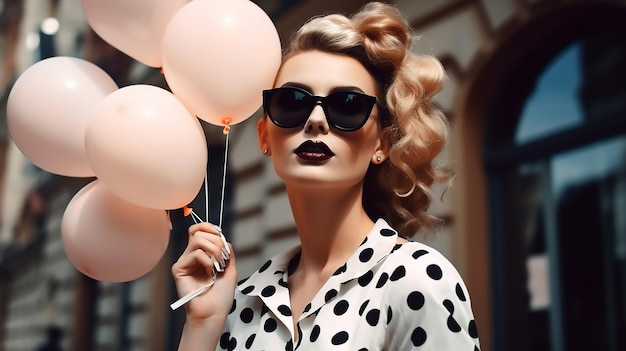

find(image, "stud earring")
[263,148,269,155]
[376,155,382,163]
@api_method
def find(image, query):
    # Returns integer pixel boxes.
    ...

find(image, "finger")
[190,237,227,272]
[219,243,237,281]
[189,223,230,260]
[210,255,224,273]
[188,222,221,237]
[177,231,234,277]
[226,243,235,266]
[187,230,224,253]
[173,248,215,277]
[219,231,230,255]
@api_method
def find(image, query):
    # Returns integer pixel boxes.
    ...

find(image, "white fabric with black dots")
[218,219,480,350]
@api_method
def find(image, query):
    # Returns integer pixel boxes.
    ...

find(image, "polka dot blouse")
[219,219,480,350]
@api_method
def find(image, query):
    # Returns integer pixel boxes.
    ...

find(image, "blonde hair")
[285,2,452,237]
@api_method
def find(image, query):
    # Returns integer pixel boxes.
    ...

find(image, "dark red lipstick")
[294,140,335,161]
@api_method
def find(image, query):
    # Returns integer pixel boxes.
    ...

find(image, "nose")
[304,103,329,134]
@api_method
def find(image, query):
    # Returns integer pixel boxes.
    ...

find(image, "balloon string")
[172,126,229,312]
[189,210,203,224]
[205,147,209,223]
[218,130,230,229]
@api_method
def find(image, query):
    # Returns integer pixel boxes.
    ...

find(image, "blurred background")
[1,0,625,350]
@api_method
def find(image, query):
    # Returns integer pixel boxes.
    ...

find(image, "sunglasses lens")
[265,88,312,128]
[325,92,373,131]
[264,87,377,131]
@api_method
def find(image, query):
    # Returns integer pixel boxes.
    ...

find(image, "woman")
[172,2,480,350]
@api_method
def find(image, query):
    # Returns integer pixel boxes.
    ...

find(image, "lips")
[294,140,335,161]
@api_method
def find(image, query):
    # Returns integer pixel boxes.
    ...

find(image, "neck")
[286,183,375,275]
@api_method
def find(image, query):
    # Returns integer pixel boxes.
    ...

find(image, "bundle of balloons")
[5,0,281,282]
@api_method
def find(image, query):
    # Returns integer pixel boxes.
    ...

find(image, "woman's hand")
[172,222,237,323]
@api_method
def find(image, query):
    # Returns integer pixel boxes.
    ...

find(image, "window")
[516,43,584,144]
[487,21,626,351]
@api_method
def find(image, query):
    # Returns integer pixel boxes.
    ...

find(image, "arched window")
[485,12,626,351]
[515,43,584,144]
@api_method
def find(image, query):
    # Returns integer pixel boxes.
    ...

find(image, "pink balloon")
[6,57,117,177]
[85,85,207,210]
[80,0,189,67]
[162,0,282,126]
[61,181,170,283]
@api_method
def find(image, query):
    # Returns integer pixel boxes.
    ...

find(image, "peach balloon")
[80,0,189,67]
[61,181,170,283]
[6,56,117,177]
[85,84,207,210]
[162,0,282,126]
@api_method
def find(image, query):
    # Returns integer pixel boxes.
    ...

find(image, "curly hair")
[283,2,452,237]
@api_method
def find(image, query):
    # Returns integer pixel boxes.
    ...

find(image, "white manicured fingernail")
[220,233,230,255]
[222,247,230,261]
[211,255,224,273]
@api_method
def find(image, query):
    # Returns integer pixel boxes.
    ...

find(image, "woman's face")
[258,50,386,190]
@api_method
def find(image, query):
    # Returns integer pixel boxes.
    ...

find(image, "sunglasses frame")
[263,86,378,132]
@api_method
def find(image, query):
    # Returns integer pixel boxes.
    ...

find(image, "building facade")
[1,0,625,350]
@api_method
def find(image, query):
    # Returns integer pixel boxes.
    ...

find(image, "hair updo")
[284,2,452,237]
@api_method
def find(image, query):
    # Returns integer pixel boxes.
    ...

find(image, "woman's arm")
[177,315,228,351]
[172,222,238,351]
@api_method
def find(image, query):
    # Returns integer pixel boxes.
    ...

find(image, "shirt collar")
[236,219,399,319]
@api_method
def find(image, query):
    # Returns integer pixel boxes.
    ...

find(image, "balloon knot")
[183,206,193,217]
[222,118,231,135]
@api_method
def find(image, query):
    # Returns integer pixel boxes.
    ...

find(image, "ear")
[257,117,270,154]
[372,131,389,164]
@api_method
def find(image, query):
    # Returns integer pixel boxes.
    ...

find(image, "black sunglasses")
[262,86,378,132]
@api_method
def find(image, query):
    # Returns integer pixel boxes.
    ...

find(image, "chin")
[278,171,364,190]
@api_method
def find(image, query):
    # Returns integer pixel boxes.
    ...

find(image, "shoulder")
[380,240,473,318]
[379,241,480,348]
[368,219,470,301]
[383,240,466,288]
[384,241,469,303]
